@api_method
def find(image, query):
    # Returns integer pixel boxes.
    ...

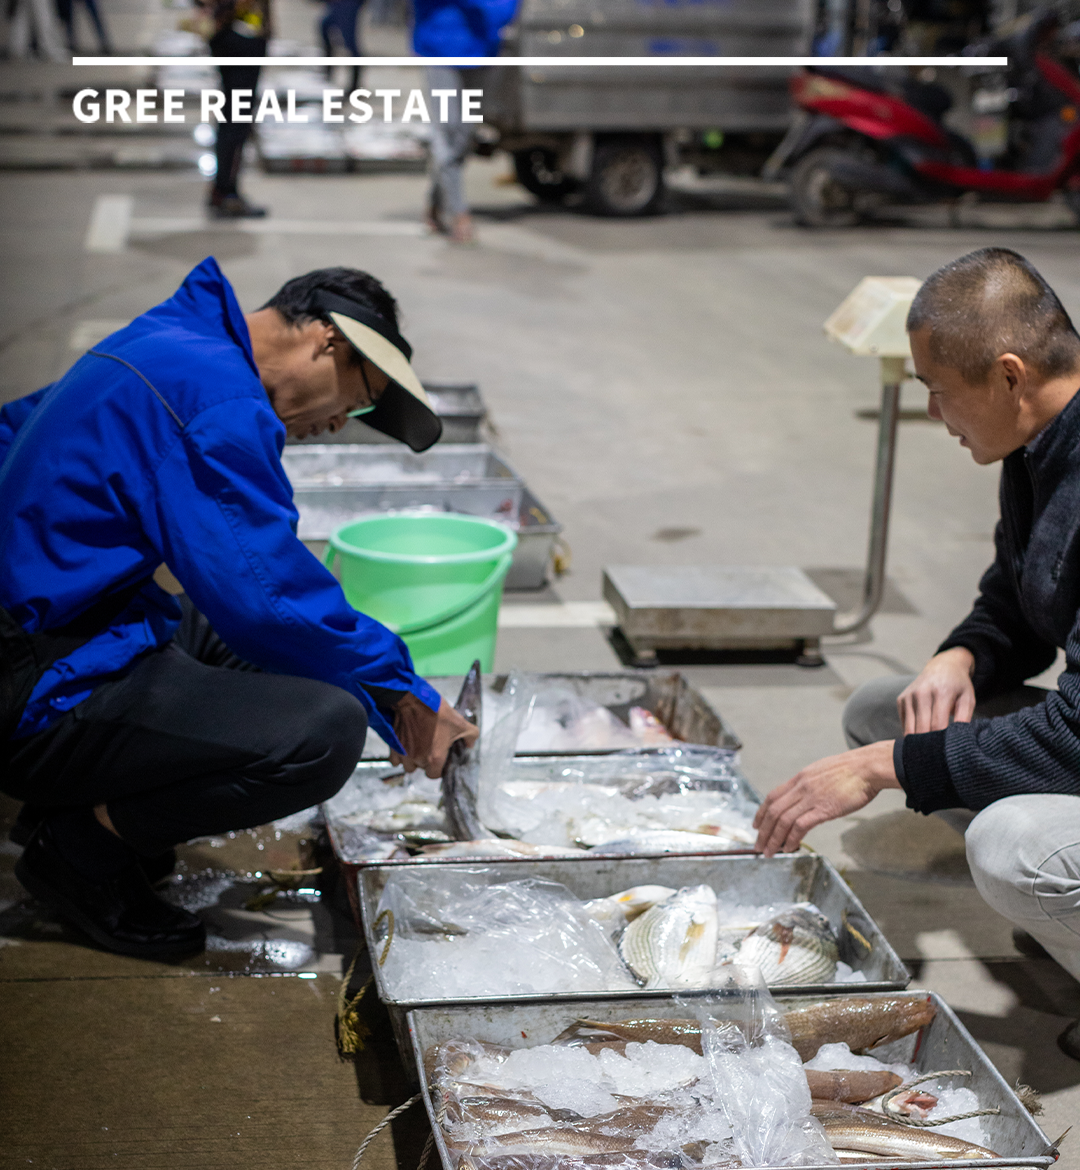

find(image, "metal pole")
[832,354,905,635]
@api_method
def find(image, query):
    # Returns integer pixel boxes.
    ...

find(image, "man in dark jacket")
[753,248,1080,1056]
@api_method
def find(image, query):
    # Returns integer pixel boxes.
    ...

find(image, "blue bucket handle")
[324,546,514,637]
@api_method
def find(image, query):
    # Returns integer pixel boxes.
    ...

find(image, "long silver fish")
[812,1103,998,1160]
[441,661,493,840]
[738,905,839,985]
[619,884,719,988]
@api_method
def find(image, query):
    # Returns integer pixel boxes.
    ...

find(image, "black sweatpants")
[2,599,367,855]
[210,30,266,198]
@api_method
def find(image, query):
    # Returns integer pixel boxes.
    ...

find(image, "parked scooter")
[770,10,1080,226]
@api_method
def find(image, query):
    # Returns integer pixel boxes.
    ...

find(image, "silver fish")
[590,829,750,855]
[479,1126,637,1156]
[812,1104,998,1160]
[619,884,719,988]
[419,840,585,859]
[738,905,838,985]
[442,661,492,841]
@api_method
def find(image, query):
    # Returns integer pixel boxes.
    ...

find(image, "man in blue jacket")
[0,257,476,960]
[753,248,1080,1057]
[414,0,518,242]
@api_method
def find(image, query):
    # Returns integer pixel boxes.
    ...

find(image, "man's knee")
[842,674,913,749]
[287,683,367,802]
[967,795,1080,925]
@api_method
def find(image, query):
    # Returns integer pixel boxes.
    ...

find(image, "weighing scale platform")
[603,565,837,664]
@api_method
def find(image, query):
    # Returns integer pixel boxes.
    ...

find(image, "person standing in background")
[412,0,518,243]
[195,0,271,218]
[56,0,112,53]
[321,0,363,95]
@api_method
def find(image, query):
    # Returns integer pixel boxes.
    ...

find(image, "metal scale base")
[603,565,837,666]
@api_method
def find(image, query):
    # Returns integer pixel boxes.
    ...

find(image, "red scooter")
[772,11,1080,226]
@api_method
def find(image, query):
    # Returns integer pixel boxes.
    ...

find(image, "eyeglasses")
[346,359,381,419]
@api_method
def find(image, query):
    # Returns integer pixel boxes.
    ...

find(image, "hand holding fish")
[391,696,480,779]
[897,647,977,733]
[753,741,900,856]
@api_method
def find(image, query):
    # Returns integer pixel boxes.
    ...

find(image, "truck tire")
[513,148,579,201]
[789,146,861,227]
[582,137,664,217]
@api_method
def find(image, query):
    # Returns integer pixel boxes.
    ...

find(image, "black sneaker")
[208,194,268,219]
[14,821,205,960]
[10,805,177,885]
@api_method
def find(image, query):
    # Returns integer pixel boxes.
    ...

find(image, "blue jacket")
[412,0,517,58]
[0,257,439,749]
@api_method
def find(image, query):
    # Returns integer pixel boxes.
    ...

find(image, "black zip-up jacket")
[900,387,1080,813]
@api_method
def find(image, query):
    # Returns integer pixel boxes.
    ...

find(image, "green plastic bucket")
[325,512,518,675]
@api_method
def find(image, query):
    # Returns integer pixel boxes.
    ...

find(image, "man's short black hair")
[906,248,1080,384]
[262,268,401,364]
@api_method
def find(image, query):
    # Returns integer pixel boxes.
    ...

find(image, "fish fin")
[1050,1126,1071,1153]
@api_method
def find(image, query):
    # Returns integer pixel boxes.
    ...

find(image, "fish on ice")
[441,661,492,841]
[581,886,677,926]
[738,905,839,985]
[812,1102,998,1160]
[785,995,938,1062]
[618,885,719,989]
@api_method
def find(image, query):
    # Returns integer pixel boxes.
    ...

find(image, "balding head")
[906,248,1080,385]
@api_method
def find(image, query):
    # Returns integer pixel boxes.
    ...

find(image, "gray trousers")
[843,675,1080,980]
[426,66,484,219]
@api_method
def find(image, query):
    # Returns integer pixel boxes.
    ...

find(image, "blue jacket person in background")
[0,257,478,961]
[414,0,519,243]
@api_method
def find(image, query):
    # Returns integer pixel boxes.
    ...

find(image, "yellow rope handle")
[335,946,373,1059]
[373,907,395,967]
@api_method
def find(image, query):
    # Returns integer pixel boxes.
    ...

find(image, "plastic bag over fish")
[680,965,839,1167]
[375,869,637,1000]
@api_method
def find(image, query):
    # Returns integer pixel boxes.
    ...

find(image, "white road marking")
[498,602,616,628]
[129,217,426,237]
[84,194,134,253]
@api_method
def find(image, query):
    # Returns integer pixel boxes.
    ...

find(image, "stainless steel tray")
[359,853,910,1061]
[408,992,1054,1170]
[324,747,759,868]
[354,669,742,762]
[284,443,522,531]
[285,443,561,589]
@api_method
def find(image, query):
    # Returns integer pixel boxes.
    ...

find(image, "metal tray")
[284,443,522,529]
[408,991,1054,1170]
[285,443,562,588]
[353,669,742,762]
[504,487,562,591]
[359,852,910,1060]
[325,748,759,865]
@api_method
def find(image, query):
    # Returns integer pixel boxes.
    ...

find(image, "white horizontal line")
[129,217,426,236]
[74,56,1008,68]
[498,602,617,628]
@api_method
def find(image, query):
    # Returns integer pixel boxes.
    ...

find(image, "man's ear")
[997,352,1028,398]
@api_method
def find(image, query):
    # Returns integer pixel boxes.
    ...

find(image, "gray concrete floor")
[3,43,1080,1169]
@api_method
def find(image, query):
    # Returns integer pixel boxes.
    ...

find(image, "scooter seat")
[806,65,953,122]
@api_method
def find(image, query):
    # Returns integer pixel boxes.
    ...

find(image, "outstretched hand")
[752,741,900,856]
[390,696,479,779]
